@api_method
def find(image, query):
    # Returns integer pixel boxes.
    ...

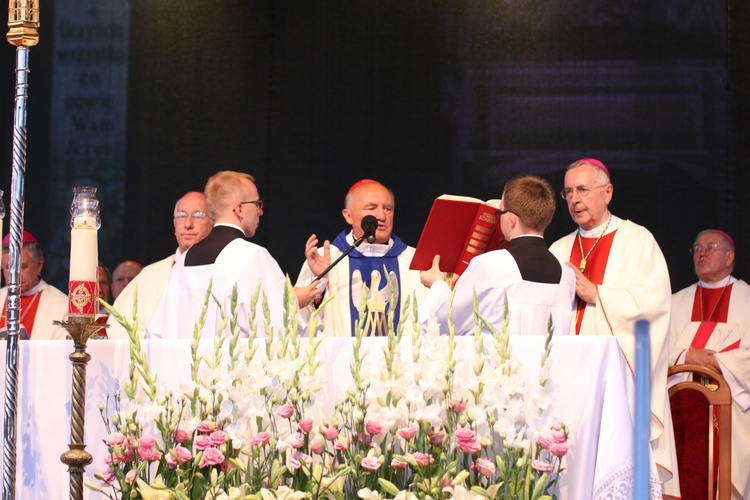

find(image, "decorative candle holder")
[57,186,103,500]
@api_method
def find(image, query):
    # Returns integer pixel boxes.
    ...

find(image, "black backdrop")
[0,0,749,294]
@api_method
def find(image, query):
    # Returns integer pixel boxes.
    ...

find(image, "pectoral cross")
[579,258,587,273]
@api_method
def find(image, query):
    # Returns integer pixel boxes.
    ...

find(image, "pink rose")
[298,418,314,434]
[472,457,496,477]
[198,446,225,468]
[365,421,383,435]
[137,446,162,462]
[197,420,218,433]
[209,430,228,446]
[288,432,305,449]
[397,425,417,440]
[361,456,381,472]
[429,429,446,446]
[532,459,554,473]
[412,452,434,467]
[323,427,339,441]
[310,439,324,454]
[549,442,569,457]
[457,439,482,454]
[194,434,212,450]
[173,428,189,444]
[252,431,271,447]
[105,432,127,447]
[391,458,409,469]
[277,404,295,419]
[449,399,467,413]
[453,426,476,443]
[138,435,157,449]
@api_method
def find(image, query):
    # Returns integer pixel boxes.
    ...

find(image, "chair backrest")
[668,364,732,500]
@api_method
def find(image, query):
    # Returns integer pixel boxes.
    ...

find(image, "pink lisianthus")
[397,425,417,441]
[138,434,157,449]
[252,431,271,447]
[364,421,383,435]
[173,428,189,444]
[310,439,325,455]
[125,469,137,484]
[197,420,218,433]
[323,427,339,441]
[412,452,434,467]
[298,418,314,434]
[174,445,192,463]
[453,426,476,443]
[209,430,228,446]
[165,453,178,469]
[457,439,482,455]
[549,442,569,457]
[355,433,372,447]
[194,434,212,451]
[104,432,127,447]
[103,453,120,466]
[472,457,496,477]
[198,446,225,468]
[532,459,554,473]
[277,404,295,419]
[361,456,381,472]
[288,432,305,450]
[288,452,313,473]
[428,428,446,446]
[100,468,117,485]
[449,399,467,413]
[137,446,162,462]
[119,449,134,465]
[334,437,348,451]
[391,458,409,469]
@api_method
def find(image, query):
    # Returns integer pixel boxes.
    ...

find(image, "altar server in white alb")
[549,158,678,494]
[147,171,319,339]
[669,229,750,499]
[418,174,576,336]
[296,179,426,336]
[0,231,69,340]
[107,191,214,339]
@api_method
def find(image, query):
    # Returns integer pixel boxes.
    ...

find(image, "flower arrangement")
[87,281,568,499]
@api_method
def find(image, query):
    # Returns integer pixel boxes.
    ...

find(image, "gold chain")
[576,214,612,272]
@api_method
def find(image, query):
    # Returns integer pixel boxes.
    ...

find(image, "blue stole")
[331,230,407,336]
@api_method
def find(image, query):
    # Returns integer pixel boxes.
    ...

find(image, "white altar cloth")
[0,336,654,499]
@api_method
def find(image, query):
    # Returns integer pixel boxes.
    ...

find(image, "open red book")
[409,195,508,275]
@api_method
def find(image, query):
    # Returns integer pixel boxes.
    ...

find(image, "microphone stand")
[313,234,367,281]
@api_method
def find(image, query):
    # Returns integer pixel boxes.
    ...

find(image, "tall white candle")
[69,227,97,281]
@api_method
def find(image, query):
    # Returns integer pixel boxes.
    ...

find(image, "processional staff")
[2,0,39,497]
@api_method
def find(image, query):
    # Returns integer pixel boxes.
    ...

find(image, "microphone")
[312,215,379,281]
[361,215,378,244]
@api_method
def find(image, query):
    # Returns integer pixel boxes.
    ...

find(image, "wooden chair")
[668,364,732,500]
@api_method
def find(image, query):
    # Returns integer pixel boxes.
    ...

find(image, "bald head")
[173,191,213,252]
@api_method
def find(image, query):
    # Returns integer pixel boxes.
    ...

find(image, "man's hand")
[685,348,722,373]
[293,281,323,309]
[565,262,598,304]
[420,255,445,288]
[305,234,331,277]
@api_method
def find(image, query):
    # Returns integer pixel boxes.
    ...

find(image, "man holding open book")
[417,174,575,337]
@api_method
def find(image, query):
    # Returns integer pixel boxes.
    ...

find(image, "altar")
[0,336,655,499]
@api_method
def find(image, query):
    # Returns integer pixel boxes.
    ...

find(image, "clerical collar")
[214,222,245,235]
[345,230,394,257]
[510,234,543,241]
[579,214,621,238]
[21,279,46,297]
[699,275,737,289]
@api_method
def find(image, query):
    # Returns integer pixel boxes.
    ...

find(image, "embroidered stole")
[567,231,617,334]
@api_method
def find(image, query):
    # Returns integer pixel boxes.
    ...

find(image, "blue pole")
[634,319,651,500]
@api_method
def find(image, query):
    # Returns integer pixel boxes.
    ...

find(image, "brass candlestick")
[2,1,39,497]
[57,315,105,500]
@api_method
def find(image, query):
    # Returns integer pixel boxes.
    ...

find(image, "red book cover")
[409,195,505,275]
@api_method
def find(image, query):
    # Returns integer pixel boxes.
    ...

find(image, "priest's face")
[692,231,734,283]
[174,192,214,253]
[342,183,394,244]
[238,179,263,238]
[563,164,612,231]
[2,246,43,294]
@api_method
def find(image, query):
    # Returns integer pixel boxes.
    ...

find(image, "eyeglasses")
[495,209,515,217]
[560,185,607,201]
[174,211,210,223]
[240,200,263,210]
[689,243,731,255]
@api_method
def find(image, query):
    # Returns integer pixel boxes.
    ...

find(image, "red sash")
[689,285,741,352]
[567,231,617,334]
[0,291,43,338]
